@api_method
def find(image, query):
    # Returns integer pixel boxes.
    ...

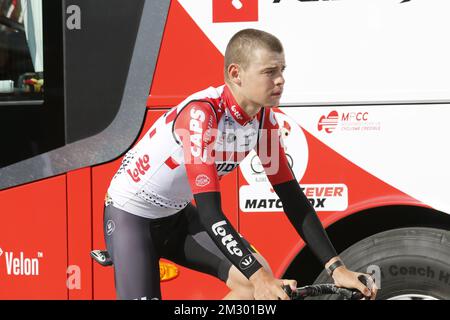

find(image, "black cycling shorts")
[103,203,255,300]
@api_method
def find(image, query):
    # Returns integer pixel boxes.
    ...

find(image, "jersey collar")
[222,85,254,126]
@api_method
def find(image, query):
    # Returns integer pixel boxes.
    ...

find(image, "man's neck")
[227,83,262,118]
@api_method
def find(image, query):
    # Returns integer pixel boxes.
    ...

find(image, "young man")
[103,29,377,300]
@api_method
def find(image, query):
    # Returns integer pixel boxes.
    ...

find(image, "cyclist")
[103,28,378,300]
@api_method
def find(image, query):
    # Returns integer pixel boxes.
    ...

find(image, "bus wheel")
[311,227,450,300]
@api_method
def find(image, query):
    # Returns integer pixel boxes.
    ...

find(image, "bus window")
[0,1,168,190]
[0,0,44,104]
[0,0,64,169]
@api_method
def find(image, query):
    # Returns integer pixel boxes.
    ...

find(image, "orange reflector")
[159,261,179,282]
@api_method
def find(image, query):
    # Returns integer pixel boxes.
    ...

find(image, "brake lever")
[351,274,372,300]
[333,274,374,300]
[344,288,365,300]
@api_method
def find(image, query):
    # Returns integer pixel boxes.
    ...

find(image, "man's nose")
[275,73,285,86]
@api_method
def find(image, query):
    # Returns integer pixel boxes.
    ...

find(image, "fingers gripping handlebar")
[283,275,371,300]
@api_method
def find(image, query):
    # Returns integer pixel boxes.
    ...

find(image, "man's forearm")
[194,191,263,279]
[273,179,338,266]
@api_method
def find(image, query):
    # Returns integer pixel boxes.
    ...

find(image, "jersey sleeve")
[256,108,295,186]
[174,101,220,194]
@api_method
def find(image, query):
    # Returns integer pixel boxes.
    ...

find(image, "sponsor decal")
[106,220,116,236]
[224,115,233,126]
[0,248,43,276]
[240,184,348,212]
[217,128,256,152]
[183,107,216,164]
[189,108,206,158]
[203,115,215,143]
[195,174,211,187]
[126,154,150,183]
[231,105,243,121]
[216,162,239,174]
[240,111,308,186]
[273,0,410,4]
[227,133,237,143]
[241,131,256,148]
[318,110,381,134]
[318,111,339,134]
[239,254,256,270]
[211,221,243,256]
[212,0,410,24]
[212,0,409,24]
[212,0,258,23]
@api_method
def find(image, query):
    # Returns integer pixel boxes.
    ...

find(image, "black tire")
[311,227,450,300]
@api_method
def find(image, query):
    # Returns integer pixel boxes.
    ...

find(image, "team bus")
[0,0,449,300]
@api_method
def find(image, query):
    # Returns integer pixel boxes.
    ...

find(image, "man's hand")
[332,267,378,300]
[249,268,297,300]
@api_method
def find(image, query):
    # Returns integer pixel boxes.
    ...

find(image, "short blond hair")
[224,29,284,82]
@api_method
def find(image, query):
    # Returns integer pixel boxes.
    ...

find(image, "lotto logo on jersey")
[127,154,150,183]
[212,221,243,256]
[212,0,258,23]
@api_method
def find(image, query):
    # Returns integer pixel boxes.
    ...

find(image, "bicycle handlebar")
[283,283,365,300]
[91,248,371,300]
[284,274,372,300]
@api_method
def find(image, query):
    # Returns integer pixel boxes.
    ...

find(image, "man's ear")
[228,63,241,86]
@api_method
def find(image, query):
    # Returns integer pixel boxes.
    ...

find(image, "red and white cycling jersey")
[107,84,293,218]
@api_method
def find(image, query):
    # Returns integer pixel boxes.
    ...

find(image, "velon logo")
[211,221,243,256]
[0,249,43,276]
[239,254,256,270]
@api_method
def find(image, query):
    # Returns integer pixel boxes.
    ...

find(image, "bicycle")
[91,249,370,300]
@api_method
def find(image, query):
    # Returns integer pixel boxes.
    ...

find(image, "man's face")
[238,47,286,107]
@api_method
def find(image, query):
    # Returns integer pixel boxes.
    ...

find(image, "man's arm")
[272,179,338,265]
[257,109,338,266]
[174,102,263,279]
[258,109,376,298]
